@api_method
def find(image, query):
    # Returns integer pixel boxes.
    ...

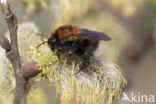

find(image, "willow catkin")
[29,43,127,104]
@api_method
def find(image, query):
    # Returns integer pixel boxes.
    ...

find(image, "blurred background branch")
[0,1,40,104]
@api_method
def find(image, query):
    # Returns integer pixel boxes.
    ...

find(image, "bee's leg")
[56,46,69,59]
[74,58,89,74]
[68,43,78,55]
[68,46,77,55]
[81,52,92,63]
[74,52,91,73]
[56,50,61,59]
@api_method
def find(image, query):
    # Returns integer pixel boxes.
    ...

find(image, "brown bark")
[0,2,40,104]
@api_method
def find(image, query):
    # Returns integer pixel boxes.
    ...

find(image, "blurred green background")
[0,0,156,104]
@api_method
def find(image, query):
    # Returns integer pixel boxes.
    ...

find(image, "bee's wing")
[79,28,111,41]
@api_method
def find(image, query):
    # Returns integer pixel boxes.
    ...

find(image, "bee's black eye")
[51,38,56,43]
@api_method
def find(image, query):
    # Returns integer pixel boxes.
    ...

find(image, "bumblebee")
[37,25,111,62]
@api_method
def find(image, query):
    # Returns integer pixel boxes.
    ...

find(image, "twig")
[0,1,40,104]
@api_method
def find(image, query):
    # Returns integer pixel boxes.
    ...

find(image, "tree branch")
[0,1,40,104]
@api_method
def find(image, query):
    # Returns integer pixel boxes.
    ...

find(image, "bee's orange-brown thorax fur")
[55,25,80,44]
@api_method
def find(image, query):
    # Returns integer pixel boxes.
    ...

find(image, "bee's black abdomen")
[75,39,99,58]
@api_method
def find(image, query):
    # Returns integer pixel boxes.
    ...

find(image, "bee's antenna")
[36,41,48,48]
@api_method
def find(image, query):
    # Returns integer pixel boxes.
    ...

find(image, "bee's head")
[48,37,57,52]
[36,36,57,52]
